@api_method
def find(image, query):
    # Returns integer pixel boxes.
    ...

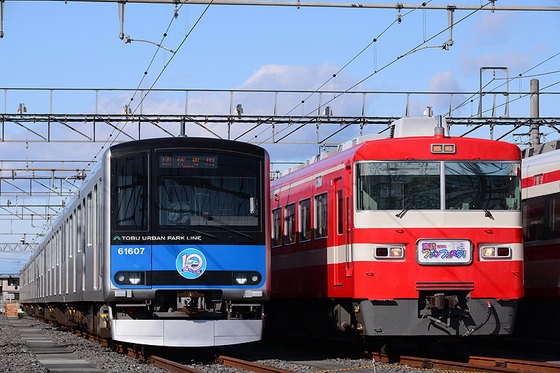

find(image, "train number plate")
[416,239,472,265]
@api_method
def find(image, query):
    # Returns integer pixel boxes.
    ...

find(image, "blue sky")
[0,0,559,273]
[1,1,558,117]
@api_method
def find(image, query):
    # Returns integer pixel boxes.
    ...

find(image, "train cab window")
[356,162,440,211]
[285,203,296,244]
[299,199,312,242]
[113,154,148,230]
[445,162,520,211]
[272,208,283,247]
[157,153,261,229]
[315,193,328,238]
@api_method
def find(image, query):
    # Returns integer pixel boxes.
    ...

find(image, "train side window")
[299,198,311,242]
[315,193,328,239]
[550,193,560,240]
[523,196,546,241]
[272,208,283,247]
[285,203,296,245]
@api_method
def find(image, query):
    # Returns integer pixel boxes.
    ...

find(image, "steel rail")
[149,356,207,373]
[369,351,560,373]
[217,355,294,373]
[467,355,560,373]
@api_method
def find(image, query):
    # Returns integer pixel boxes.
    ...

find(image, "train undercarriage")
[266,290,517,349]
[21,289,264,346]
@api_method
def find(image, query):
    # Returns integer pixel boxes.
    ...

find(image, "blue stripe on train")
[110,244,266,288]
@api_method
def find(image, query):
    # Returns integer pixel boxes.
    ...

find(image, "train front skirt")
[111,318,263,346]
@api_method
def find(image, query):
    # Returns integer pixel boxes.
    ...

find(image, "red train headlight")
[390,247,403,257]
[375,245,405,259]
[480,245,511,259]
[483,247,495,257]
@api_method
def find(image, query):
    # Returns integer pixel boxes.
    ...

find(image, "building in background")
[0,276,20,315]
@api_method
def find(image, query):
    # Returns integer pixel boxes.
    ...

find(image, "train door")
[344,164,353,278]
[332,174,353,288]
[85,191,94,293]
[76,203,84,294]
[332,177,344,286]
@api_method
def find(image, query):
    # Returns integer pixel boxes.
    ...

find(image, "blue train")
[20,137,270,347]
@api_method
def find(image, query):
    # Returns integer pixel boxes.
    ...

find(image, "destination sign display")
[159,155,218,169]
[416,239,472,265]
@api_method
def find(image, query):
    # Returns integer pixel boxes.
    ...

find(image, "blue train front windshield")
[110,149,265,289]
[157,152,260,229]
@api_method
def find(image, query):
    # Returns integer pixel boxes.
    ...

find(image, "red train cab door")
[333,176,353,288]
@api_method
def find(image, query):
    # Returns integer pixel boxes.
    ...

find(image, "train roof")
[110,137,267,158]
[275,116,519,179]
[521,139,560,159]
[521,141,560,177]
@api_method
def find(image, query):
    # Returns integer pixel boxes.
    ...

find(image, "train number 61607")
[117,247,145,255]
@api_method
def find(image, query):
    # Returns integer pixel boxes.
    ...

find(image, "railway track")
[30,316,560,373]
[149,352,560,373]
[368,351,560,373]
[149,355,294,373]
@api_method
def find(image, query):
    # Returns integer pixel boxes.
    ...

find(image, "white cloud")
[240,63,343,91]
[469,12,514,46]
[1,63,372,169]
[425,71,468,116]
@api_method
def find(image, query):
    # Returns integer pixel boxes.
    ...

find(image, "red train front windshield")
[356,161,521,212]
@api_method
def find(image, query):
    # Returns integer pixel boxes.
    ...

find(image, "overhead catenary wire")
[39,0,214,244]
[9,2,559,247]
[257,1,490,145]
[470,78,560,120]
[84,0,214,172]
[250,0,433,143]
[446,51,560,117]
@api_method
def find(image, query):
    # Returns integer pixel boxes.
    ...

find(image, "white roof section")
[521,139,560,159]
[274,116,448,179]
[392,116,449,138]
[276,133,389,178]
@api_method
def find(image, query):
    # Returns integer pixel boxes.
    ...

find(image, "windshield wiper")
[396,200,414,219]
[202,213,253,239]
[483,208,494,220]
[182,226,217,239]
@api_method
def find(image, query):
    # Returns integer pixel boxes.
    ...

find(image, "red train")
[518,140,560,338]
[268,116,523,341]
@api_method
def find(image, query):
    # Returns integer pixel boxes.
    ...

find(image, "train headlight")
[233,272,261,285]
[482,247,495,257]
[375,245,405,259]
[115,271,145,285]
[390,247,403,257]
[480,245,511,259]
